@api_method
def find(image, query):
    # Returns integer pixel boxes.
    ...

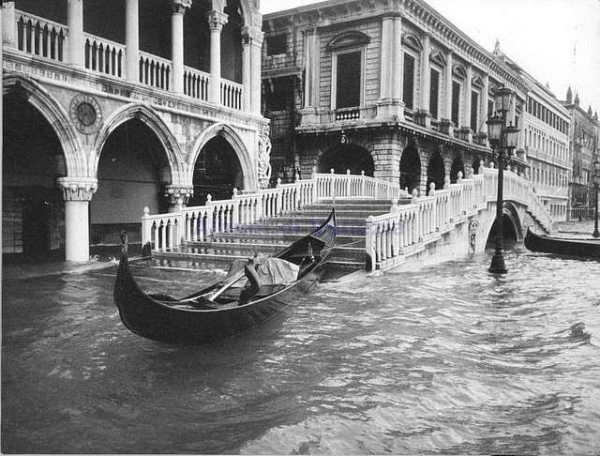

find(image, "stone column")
[67,0,85,68]
[125,0,140,82]
[300,27,319,124]
[165,185,194,212]
[379,16,394,102]
[391,15,404,105]
[247,26,264,115]
[2,1,17,48]
[417,34,431,128]
[303,28,317,108]
[481,74,490,130]
[57,178,98,263]
[464,64,473,131]
[242,34,252,112]
[208,10,228,104]
[171,0,192,94]
[440,50,453,135]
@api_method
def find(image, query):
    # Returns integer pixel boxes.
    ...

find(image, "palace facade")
[2,0,267,262]
[262,0,531,198]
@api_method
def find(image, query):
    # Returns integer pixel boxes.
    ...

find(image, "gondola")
[114,209,336,345]
[524,227,600,259]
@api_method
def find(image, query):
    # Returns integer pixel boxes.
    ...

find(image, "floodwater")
[2,247,600,454]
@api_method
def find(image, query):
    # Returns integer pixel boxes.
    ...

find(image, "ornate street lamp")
[486,87,520,274]
[593,159,600,238]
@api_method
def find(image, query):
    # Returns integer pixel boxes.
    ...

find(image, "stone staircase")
[157,198,404,274]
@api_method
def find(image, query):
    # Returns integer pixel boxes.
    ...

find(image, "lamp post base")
[593,229,600,238]
[489,252,508,274]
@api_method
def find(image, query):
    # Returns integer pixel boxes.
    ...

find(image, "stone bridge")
[138,167,553,273]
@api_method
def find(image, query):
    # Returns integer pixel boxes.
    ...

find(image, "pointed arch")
[3,74,85,177]
[213,0,258,28]
[190,123,257,190]
[93,103,183,183]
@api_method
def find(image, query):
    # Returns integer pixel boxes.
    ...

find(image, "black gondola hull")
[524,228,600,259]
[114,210,336,345]
[114,258,326,345]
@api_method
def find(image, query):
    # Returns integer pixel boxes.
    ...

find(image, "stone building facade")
[2,0,267,262]
[493,49,571,222]
[261,0,531,197]
[561,90,600,220]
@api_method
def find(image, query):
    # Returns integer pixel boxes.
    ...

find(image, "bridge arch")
[93,103,182,181]
[3,74,85,177]
[485,202,523,247]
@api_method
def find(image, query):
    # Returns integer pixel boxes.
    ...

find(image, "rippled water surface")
[3,247,600,454]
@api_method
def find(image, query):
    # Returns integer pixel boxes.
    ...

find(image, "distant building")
[561,90,600,220]
[493,49,571,222]
[262,0,530,196]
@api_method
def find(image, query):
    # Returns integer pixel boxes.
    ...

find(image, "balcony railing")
[139,51,171,91]
[184,66,210,101]
[84,34,124,78]
[9,9,244,111]
[16,11,65,62]
[335,107,360,121]
[221,80,243,110]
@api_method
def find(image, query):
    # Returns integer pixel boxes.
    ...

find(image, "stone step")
[291,209,391,218]
[186,241,366,259]
[236,224,366,236]
[265,215,368,226]
[211,231,364,246]
[305,204,393,212]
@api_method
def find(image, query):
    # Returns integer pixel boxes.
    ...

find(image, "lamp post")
[486,87,520,274]
[593,159,600,238]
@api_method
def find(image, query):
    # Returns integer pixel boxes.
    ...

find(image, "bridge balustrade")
[366,167,554,272]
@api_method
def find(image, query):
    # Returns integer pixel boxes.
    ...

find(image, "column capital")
[57,177,98,202]
[172,0,192,14]
[207,10,228,31]
[164,185,194,207]
[242,25,264,46]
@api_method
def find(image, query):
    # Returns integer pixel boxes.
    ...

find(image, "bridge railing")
[315,170,405,200]
[365,167,553,271]
[142,172,406,252]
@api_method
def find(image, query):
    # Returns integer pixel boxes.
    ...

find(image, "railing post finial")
[330,168,335,175]
[207,193,212,203]
[143,207,150,217]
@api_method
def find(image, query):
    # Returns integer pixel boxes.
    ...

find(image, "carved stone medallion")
[69,94,102,134]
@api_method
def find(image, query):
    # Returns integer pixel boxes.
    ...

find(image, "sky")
[260,0,600,113]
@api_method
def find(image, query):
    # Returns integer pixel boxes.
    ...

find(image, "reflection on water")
[2,246,600,454]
